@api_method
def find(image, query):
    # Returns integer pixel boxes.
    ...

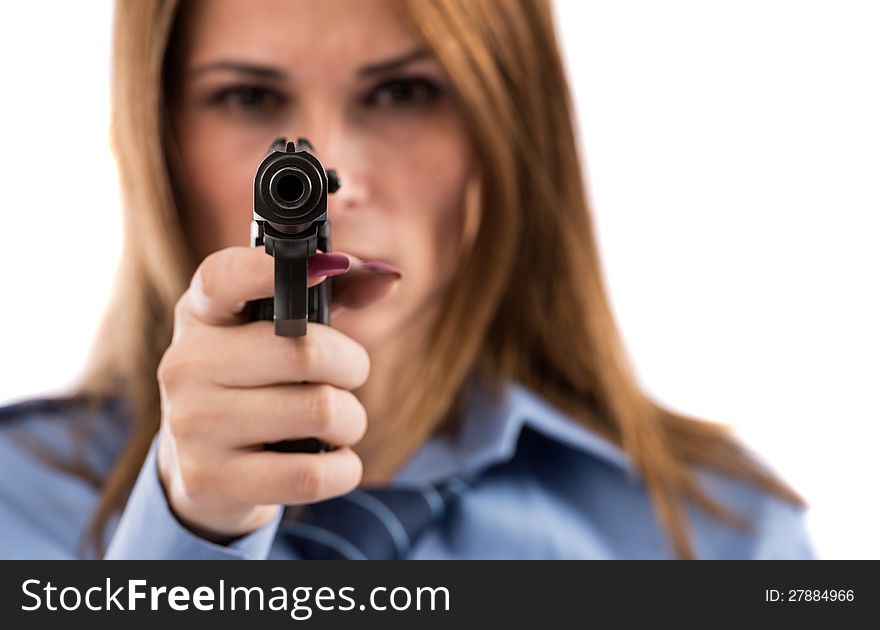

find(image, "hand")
[155,246,401,542]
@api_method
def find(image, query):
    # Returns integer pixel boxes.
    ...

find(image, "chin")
[330,306,396,350]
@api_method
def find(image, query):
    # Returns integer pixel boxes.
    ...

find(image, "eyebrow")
[185,47,431,82]
[186,61,286,81]
[357,47,430,76]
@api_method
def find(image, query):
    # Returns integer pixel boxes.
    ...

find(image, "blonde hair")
[74,0,805,558]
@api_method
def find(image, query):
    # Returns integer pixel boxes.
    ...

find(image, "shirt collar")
[392,372,635,486]
[37,374,633,487]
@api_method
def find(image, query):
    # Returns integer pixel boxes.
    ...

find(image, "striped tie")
[279,477,470,560]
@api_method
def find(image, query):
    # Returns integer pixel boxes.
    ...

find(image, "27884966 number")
[765,589,854,602]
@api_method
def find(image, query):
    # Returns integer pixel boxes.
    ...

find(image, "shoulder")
[0,395,131,559]
[687,462,816,559]
[0,395,88,458]
[447,379,816,558]
[467,424,815,559]
[0,396,86,424]
[0,394,130,474]
[508,382,817,559]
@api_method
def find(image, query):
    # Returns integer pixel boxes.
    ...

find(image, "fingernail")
[361,261,404,279]
[310,252,351,276]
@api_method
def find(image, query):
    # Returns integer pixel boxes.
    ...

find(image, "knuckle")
[169,292,197,344]
[292,334,322,369]
[195,249,231,302]
[156,353,171,385]
[172,292,189,323]
[310,384,336,431]
[178,453,211,499]
[296,460,326,499]
[166,397,200,441]
[156,351,196,390]
[156,351,180,387]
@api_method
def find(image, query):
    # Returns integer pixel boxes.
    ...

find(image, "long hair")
[74,0,804,558]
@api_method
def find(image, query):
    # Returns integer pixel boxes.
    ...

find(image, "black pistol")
[245,136,341,454]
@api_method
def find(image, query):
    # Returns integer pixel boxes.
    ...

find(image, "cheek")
[174,112,268,250]
[388,126,476,298]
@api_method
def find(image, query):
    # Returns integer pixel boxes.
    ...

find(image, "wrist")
[155,431,278,543]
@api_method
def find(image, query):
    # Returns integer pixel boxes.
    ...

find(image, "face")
[168,0,480,351]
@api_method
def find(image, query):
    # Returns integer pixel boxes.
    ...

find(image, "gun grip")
[244,232,333,455]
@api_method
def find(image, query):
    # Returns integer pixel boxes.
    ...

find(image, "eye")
[363,77,444,108]
[204,84,288,116]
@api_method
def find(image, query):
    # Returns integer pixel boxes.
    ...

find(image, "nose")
[293,109,369,221]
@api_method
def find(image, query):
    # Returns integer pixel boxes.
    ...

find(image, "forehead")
[177,0,423,76]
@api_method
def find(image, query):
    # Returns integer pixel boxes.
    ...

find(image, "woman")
[0,0,814,559]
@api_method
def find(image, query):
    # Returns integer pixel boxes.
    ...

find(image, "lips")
[326,252,403,310]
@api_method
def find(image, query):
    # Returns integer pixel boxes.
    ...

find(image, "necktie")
[278,476,470,560]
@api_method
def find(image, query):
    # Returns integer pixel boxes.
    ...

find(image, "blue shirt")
[0,375,816,559]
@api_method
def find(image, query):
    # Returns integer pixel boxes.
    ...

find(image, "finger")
[186,246,351,326]
[199,383,368,448]
[221,447,363,505]
[192,319,370,390]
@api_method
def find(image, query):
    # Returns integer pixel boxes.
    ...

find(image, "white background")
[0,1,877,559]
